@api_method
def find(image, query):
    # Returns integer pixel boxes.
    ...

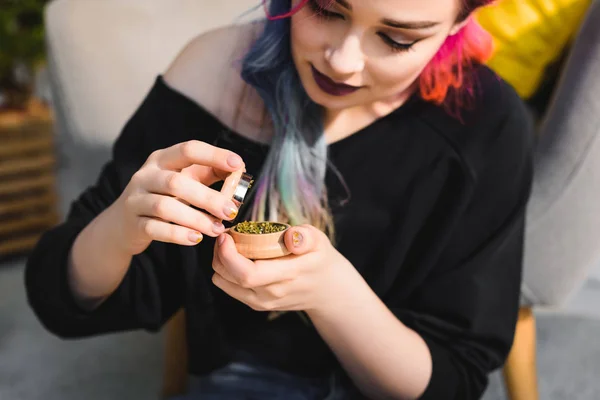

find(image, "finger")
[153,140,244,172]
[138,217,204,246]
[132,193,226,237]
[212,245,240,284]
[212,272,259,308]
[284,225,320,256]
[181,164,231,188]
[143,170,240,221]
[215,233,257,286]
[218,233,297,287]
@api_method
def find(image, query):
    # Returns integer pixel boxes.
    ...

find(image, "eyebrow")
[333,0,441,30]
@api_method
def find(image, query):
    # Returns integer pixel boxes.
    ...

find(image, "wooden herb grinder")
[228,221,291,259]
[220,168,291,259]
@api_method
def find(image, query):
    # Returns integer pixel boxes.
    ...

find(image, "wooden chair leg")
[502,307,539,400]
[161,308,189,399]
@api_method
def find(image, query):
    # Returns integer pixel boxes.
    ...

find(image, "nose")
[325,33,365,76]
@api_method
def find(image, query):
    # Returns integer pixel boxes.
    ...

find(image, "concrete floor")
[0,258,164,400]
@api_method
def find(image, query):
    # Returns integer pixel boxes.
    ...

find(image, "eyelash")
[306,0,416,53]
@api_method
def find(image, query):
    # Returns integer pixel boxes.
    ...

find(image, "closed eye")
[378,33,417,53]
[307,0,417,53]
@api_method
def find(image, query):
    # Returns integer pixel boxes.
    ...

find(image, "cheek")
[368,58,424,95]
[290,12,330,58]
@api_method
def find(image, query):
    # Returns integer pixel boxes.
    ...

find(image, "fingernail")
[224,202,238,219]
[218,234,226,245]
[189,231,203,243]
[292,231,303,247]
[213,221,225,233]
[227,154,243,168]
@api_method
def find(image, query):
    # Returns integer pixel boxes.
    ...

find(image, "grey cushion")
[522,0,600,307]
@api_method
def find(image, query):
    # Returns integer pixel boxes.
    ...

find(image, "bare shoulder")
[162,22,265,127]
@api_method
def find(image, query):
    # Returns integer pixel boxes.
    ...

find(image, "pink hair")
[419,16,494,109]
[263,0,309,20]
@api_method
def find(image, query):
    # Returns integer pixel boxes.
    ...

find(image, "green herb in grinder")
[234,221,287,234]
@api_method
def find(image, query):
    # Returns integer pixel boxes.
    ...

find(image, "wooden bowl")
[228,222,291,260]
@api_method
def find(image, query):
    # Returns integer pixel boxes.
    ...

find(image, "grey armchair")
[44,1,600,399]
[503,2,600,399]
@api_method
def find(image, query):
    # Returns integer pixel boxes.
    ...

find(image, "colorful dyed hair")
[239,0,495,238]
[240,0,334,237]
[420,0,496,115]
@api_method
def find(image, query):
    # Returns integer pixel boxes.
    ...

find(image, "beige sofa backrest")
[45,0,261,146]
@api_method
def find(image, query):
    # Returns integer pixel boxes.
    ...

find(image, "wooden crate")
[0,100,59,259]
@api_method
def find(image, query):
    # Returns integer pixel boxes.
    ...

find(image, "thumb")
[284,225,320,255]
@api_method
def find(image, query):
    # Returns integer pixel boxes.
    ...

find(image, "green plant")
[0,0,50,107]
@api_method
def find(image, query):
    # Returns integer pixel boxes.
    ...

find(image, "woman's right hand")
[113,140,245,255]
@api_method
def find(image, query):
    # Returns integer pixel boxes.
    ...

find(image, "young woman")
[25,0,534,398]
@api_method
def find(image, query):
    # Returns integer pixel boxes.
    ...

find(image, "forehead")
[331,0,460,23]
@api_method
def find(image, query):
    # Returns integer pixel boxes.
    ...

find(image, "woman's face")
[290,0,467,113]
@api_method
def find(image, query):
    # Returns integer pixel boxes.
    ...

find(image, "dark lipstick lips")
[311,65,361,97]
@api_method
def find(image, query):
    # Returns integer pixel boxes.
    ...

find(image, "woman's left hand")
[212,225,356,314]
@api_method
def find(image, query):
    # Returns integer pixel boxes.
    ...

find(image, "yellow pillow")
[476,0,592,98]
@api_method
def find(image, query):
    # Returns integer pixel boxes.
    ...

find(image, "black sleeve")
[387,101,534,399]
[24,80,184,338]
